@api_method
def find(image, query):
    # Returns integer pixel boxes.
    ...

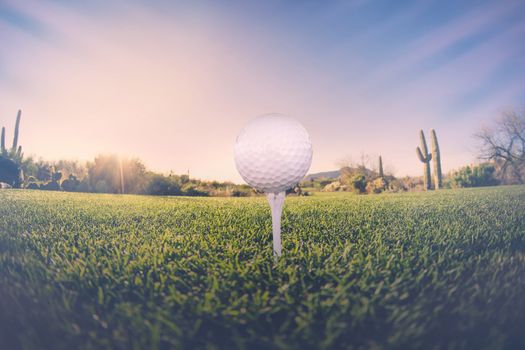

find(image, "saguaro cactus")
[1,127,5,156]
[430,129,442,190]
[416,130,432,190]
[12,110,21,151]
[1,110,23,161]
[378,155,384,178]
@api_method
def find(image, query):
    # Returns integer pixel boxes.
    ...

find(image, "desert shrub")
[366,177,387,194]
[231,189,251,197]
[61,175,80,192]
[400,176,424,191]
[26,182,39,190]
[349,174,367,194]
[448,163,499,188]
[52,171,62,182]
[323,181,345,192]
[387,178,407,192]
[145,174,181,196]
[40,181,60,191]
[181,183,208,196]
[76,178,91,193]
[319,179,335,187]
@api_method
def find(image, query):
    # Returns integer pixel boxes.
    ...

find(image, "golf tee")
[267,191,285,257]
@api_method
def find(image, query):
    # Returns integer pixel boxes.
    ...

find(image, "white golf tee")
[267,191,285,257]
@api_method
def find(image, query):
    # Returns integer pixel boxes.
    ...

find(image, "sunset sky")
[1,0,524,182]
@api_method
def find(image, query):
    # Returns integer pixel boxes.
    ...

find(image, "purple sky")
[1,0,524,181]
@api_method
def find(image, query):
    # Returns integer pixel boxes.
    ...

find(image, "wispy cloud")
[1,0,524,180]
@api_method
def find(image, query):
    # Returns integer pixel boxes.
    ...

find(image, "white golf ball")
[234,114,313,193]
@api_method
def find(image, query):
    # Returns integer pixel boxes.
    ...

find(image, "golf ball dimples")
[234,114,313,193]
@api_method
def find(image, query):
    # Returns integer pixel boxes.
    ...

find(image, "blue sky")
[1,0,524,181]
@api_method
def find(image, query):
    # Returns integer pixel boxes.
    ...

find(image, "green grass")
[1,186,525,349]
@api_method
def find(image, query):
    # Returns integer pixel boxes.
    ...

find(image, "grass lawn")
[1,186,525,349]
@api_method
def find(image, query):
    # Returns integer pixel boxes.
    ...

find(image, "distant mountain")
[305,166,380,182]
[304,170,341,181]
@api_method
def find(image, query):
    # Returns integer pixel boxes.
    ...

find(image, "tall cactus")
[0,110,23,162]
[12,110,21,152]
[416,130,432,190]
[1,127,5,156]
[378,155,384,178]
[430,129,442,190]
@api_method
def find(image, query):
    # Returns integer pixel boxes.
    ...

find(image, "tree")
[88,155,147,194]
[54,159,88,179]
[474,110,525,184]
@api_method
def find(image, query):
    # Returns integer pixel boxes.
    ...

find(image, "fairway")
[1,187,525,349]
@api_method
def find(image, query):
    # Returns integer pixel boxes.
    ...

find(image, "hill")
[304,169,340,181]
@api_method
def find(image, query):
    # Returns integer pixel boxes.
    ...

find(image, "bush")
[26,182,39,190]
[40,181,60,191]
[448,163,499,188]
[366,177,387,194]
[323,181,344,192]
[231,189,250,197]
[181,183,208,196]
[77,178,91,193]
[145,174,181,196]
[349,174,367,194]
[387,178,407,193]
[62,175,80,192]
